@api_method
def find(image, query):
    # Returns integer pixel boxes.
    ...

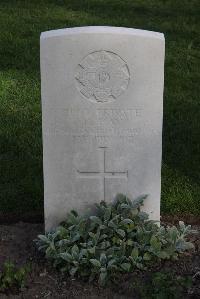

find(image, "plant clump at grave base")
[35,194,195,286]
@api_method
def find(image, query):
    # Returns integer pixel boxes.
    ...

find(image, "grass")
[0,0,199,215]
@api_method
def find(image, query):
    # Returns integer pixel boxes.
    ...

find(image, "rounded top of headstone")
[41,26,164,40]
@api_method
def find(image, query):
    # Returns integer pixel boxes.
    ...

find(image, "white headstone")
[41,26,165,231]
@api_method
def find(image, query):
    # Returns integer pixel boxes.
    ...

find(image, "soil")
[0,218,199,299]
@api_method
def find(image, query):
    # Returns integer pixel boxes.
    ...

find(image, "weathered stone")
[40,26,165,231]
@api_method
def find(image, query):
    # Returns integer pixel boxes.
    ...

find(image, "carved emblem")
[75,50,130,103]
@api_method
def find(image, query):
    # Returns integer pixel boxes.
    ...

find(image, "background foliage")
[0,0,199,214]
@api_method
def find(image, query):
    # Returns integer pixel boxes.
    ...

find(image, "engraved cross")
[77,147,128,200]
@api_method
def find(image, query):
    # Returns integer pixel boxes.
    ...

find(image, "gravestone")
[41,26,165,231]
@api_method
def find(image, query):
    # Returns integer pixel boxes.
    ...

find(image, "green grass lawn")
[0,0,199,216]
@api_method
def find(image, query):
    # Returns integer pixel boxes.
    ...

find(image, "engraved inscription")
[57,108,142,121]
[45,108,143,146]
[77,147,128,200]
[75,51,130,103]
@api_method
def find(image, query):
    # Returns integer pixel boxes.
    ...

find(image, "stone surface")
[40,26,165,231]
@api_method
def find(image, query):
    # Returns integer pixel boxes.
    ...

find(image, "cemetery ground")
[0,0,200,298]
[0,217,199,298]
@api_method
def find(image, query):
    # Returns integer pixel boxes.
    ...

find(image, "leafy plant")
[0,261,30,293]
[35,194,195,286]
